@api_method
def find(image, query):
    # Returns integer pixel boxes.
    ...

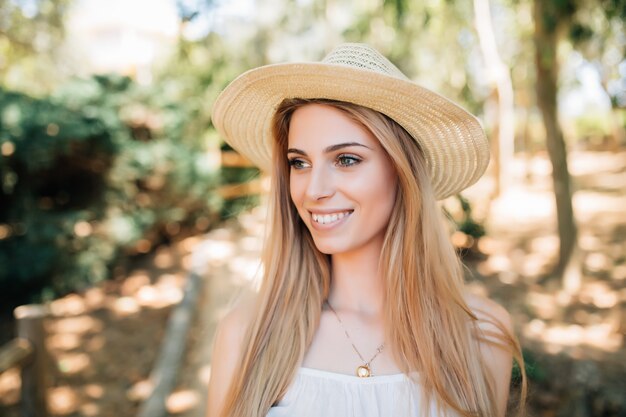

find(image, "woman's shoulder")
[215,295,258,347]
[462,292,516,417]
[463,291,513,334]
[206,296,258,417]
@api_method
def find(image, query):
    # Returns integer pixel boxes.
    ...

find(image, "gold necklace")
[325,301,385,378]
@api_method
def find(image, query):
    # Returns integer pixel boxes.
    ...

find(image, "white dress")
[266,367,444,417]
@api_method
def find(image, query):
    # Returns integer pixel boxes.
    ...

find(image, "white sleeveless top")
[266,367,446,417]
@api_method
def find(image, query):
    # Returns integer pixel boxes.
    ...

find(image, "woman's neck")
[328,239,385,317]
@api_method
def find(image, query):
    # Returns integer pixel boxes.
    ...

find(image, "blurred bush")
[0,74,225,305]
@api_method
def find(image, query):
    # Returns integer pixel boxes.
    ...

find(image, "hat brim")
[211,62,489,200]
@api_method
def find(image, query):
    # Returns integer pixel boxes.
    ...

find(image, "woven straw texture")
[211,43,490,200]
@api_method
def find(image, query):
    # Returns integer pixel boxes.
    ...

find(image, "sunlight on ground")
[85,335,105,352]
[181,236,203,252]
[49,386,79,414]
[111,297,141,316]
[49,316,104,335]
[488,186,555,230]
[466,152,626,364]
[579,282,619,308]
[167,389,200,413]
[239,235,263,252]
[1,224,193,416]
[121,273,151,295]
[50,294,87,316]
[155,249,175,269]
[84,384,104,399]
[523,280,624,353]
[57,352,91,374]
[524,320,622,353]
[476,236,499,254]
[79,402,100,417]
[569,151,626,176]
[0,368,20,405]
[228,255,263,286]
[47,333,81,350]
[611,265,626,281]
[126,378,154,402]
[84,287,106,309]
[197,239,237,264]
[574,192,626,222]
[102,271,185,313]
[198,365,211,385]
[579,233,604,251]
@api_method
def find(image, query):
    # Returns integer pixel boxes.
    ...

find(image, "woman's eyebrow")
[287,142,372,156]
[325,142,372,153]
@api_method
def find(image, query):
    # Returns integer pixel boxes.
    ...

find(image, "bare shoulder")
[206,297,257,417]
[464,292,515,417]
[215,296,257,347]
[464,292,513,335]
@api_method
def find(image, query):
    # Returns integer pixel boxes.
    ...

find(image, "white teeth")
[311,211,351,225]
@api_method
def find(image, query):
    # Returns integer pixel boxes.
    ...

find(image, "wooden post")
[14,304,49,417]
[137,272,202,417]
[0,338,33,374]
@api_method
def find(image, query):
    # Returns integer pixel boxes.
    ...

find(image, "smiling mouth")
[311,210,353,225]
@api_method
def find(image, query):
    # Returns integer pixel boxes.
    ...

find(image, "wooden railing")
[218,150,266,199]
[0,305,49,417]
[0,151,258,417]
[220,150,254,168]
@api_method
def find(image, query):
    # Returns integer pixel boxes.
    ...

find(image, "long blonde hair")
[220,98,526,417]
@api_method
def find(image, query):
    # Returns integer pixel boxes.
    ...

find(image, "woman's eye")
[336,155,361,167]
[288,158,310,169]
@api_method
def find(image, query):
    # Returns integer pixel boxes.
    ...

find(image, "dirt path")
[165,206,266,417]
[0,236,196,416]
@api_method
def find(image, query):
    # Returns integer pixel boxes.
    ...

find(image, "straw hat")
[211,43,489,200]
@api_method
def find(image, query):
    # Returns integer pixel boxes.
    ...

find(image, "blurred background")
[0,0,624,416]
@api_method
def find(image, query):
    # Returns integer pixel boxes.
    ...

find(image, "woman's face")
[287,104,398,256]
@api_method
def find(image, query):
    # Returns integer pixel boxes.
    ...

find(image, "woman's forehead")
[287,104,380,151]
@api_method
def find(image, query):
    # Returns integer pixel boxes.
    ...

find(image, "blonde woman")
[207,44,526,417]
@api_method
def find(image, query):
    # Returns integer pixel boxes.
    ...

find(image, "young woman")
[207,43,526,417]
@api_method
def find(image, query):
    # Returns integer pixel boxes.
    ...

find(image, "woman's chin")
[311,237,353,256]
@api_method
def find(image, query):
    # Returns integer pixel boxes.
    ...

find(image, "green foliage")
[342,0,486,117]
[569,22,594,43]
[218,164,261,218]
[512,349,547,383]
[600,0,626,19]
[221,194,261,219]
[383,0,407,27]
[456,195,486,240]
[0,75,223,305]
[0,0,74,94]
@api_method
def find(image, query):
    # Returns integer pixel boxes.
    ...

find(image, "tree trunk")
[474,0,515,198]
[532,0,578,282]
[599,78,626,151]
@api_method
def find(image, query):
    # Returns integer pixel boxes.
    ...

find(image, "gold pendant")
[356,365,371,378]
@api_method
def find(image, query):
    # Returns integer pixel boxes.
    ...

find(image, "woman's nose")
[305,165,334,201]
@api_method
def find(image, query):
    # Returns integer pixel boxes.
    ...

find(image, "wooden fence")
[0,150,259,417]
[0,305,49,417]
[218,150,265,199]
